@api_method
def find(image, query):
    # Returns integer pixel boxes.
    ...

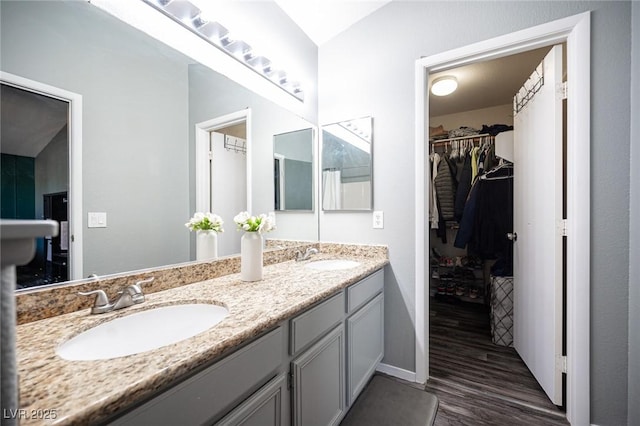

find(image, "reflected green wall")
[1,154,35,219]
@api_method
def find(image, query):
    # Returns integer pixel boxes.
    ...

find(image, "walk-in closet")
[426,46,569,424]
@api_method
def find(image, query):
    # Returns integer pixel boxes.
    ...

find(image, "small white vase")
[196,230,218,261]
[241,232,263,281]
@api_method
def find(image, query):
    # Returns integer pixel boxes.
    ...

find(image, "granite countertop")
[15,250,388,425]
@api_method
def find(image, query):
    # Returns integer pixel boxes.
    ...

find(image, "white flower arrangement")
[185,212,224,233]
[233,211,275,233]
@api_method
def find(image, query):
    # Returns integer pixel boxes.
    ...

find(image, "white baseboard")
[376,363,417,382]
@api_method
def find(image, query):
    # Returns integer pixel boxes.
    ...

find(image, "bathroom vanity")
[14,243,387,425]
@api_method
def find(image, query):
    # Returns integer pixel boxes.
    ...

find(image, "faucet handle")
[135,277,155,288]
[130,277,154,294]
[78,289,108,305]
[78,289,110,313]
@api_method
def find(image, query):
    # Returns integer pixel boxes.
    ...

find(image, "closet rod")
[429,133,493,146]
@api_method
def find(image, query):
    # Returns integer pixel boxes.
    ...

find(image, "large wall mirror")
[1,1,318,290]
[321,117,373,211]
[273,128,314,211]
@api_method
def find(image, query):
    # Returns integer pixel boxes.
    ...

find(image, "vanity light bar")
[143,0,304,101]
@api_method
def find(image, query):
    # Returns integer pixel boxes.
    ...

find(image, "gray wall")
[628,3,639,425]
[1,1,192,277]
[318,2,632,424]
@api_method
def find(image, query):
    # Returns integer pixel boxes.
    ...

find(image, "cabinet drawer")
[290,292,344,356]
[347,269,384,314]
[111,327,284,426]
[216,374,287,426]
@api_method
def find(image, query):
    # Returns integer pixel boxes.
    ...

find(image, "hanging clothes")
[471,172,513,260]
[454,165,513,272]
[454,178,480,248]
[434,154,457,221]
[470,146,480,181]
[430,153,441,229]
[454,152,473,221]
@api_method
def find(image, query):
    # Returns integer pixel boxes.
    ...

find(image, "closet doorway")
[415,12,591,426]
[427,44,566,422]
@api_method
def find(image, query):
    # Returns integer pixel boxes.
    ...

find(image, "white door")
[210,131,246,256]
[513,44,564,405]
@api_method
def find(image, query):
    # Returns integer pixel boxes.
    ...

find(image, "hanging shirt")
[430,153,441,229]
[471,147,480,181]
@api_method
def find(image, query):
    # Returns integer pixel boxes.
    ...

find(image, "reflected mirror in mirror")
[321,117,373,211]
[1,1,318,290]
[273,128,314,211]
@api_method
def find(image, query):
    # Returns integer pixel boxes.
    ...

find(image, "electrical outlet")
[268,211,276,227]
[88,212,107,228]
[373,211,384,229]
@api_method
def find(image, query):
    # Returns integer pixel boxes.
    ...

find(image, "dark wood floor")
[427,296,569,426]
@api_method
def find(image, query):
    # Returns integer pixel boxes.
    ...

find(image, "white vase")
[241,232,263,281]
[196,230,218,261]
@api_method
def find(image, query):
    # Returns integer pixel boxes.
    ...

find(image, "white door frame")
[414,12,590,425]
[195,108,252,218]
[0,71,83,281]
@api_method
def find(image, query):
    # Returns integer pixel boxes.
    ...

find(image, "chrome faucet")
[295,247,319,262]
[79,277,154,314]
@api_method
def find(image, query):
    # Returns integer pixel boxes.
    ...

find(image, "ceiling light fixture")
[431,76,458,97]
[144,0,304,102]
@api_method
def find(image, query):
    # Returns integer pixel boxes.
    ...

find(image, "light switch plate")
[373,211,384,229]
[88,212,107,228]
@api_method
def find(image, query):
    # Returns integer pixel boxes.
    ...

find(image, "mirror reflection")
[321,117,373,211]
[273,128,314,211]
[0,1,317,289]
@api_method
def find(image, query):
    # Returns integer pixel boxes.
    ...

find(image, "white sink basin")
[56,304,229,361]
[305,259,360,271]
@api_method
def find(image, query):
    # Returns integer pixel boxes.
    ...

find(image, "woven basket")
[490,276,514,347]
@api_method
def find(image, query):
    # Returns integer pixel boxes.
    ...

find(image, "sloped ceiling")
[274,0,392,46]
[1,84,68,158]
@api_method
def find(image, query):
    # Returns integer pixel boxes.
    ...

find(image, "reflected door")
[210,130,246,256]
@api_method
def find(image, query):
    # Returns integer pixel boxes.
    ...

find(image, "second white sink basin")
[56,304,229,361]
[305,259,360,271]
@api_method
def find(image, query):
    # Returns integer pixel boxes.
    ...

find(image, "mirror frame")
[320,116,373,212]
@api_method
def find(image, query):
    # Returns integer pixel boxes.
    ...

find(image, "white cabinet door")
[513,44,564,405]
[291,325,345,426]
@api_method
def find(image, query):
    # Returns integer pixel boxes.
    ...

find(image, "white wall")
[319,2,632,424]
[628,3,639,425]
